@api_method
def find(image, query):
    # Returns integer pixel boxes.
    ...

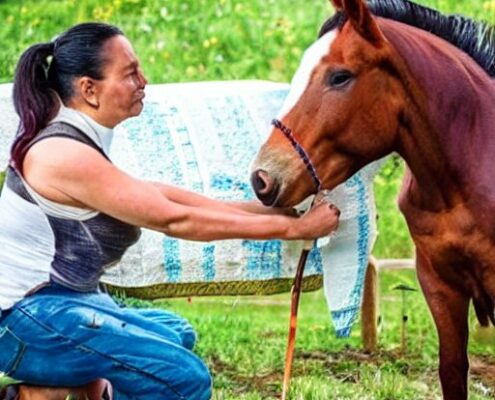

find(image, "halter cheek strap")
[271,119,322,192]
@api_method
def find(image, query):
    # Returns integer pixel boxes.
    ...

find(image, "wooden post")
[361,256,379,353]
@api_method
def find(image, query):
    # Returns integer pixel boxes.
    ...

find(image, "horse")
[250,0,495,398]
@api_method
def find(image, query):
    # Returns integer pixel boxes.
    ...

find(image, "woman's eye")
[328,70,354,88]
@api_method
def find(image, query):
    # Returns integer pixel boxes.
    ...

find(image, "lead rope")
[271,119,322,399]
[281,237,314,400]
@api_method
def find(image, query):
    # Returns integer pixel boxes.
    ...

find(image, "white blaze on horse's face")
[252,19,402,207]
[250,30,337,207]
[277,30,338,119]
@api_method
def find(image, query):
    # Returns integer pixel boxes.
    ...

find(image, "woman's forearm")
[227,200,296,215]
[147,194,339,242]
[151,201,298,241]
[151,182,286,215]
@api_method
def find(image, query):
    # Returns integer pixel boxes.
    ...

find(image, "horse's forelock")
[319,11,347,38]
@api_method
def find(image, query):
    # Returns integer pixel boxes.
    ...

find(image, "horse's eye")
[328,70,354,88]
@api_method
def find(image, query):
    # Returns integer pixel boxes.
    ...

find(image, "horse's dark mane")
[319,0,495,76]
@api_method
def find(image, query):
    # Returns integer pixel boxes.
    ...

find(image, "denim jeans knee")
[178,356,212,400]
[0,287,212,399]
[0,326,25,376]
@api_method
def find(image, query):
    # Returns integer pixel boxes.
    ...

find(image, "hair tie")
[49,40,57,54]
[49,33,61,53]
[44,41,56,80]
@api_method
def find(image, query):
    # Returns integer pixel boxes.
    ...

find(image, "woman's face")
[95,35,148,127]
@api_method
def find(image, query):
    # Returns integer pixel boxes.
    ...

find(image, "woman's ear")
[77,77,100,108]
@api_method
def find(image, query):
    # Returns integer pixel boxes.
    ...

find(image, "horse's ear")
[330,0,384,45]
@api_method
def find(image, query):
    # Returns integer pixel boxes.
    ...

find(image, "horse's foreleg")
[416,249,470,400]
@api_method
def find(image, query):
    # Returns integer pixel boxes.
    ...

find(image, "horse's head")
[251,0,406,207]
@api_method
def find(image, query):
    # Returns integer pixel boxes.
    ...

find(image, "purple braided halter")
[271,119,322,192]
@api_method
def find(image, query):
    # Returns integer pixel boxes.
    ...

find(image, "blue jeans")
[0,283,212,399]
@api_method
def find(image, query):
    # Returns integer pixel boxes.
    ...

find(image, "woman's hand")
[288,201,340,241]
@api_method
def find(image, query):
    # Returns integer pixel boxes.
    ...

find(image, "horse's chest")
[403,201,495,272]
[404,202,495,306]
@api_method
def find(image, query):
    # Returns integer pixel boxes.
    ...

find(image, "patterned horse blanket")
[0,81,383,337]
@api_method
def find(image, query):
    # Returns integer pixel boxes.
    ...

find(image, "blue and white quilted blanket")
[0,81,383,337]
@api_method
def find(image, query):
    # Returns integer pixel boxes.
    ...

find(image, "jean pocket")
[0,327,25,375]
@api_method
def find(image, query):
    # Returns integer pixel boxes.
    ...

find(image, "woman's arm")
[23,139,339,242]
[151,182,295,216]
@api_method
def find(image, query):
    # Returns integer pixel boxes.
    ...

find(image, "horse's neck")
[380,19,495,208]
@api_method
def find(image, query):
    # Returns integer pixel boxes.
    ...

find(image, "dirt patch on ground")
[299,349,495,387]
[209,354,283,398]
[471,355,495,389]
[209,349,495,398]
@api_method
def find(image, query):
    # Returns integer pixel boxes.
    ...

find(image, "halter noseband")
[271,119,322,192]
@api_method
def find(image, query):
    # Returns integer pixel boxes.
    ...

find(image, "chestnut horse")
[251,0,495,399]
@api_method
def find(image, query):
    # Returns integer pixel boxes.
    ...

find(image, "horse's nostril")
[250,170,280,206]
[251,170,273,195]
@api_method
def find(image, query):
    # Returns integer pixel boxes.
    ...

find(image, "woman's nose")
[138,68,148,87]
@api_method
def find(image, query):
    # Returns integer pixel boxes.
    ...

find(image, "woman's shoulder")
[27,122,109,162]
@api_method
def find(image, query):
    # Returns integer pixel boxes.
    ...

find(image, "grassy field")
[1,0,495,398]
[1,268,494,399]
[132,268,495,400]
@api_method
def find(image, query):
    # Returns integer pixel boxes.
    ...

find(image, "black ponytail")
[11,22,123,172]
[11,41,57,171]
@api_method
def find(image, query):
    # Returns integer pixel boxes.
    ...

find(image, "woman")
[0,23,340,399]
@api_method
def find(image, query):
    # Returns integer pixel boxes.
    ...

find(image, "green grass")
[122,269,494,399]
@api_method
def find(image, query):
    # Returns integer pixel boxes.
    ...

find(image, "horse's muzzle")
[251,169,280,206]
